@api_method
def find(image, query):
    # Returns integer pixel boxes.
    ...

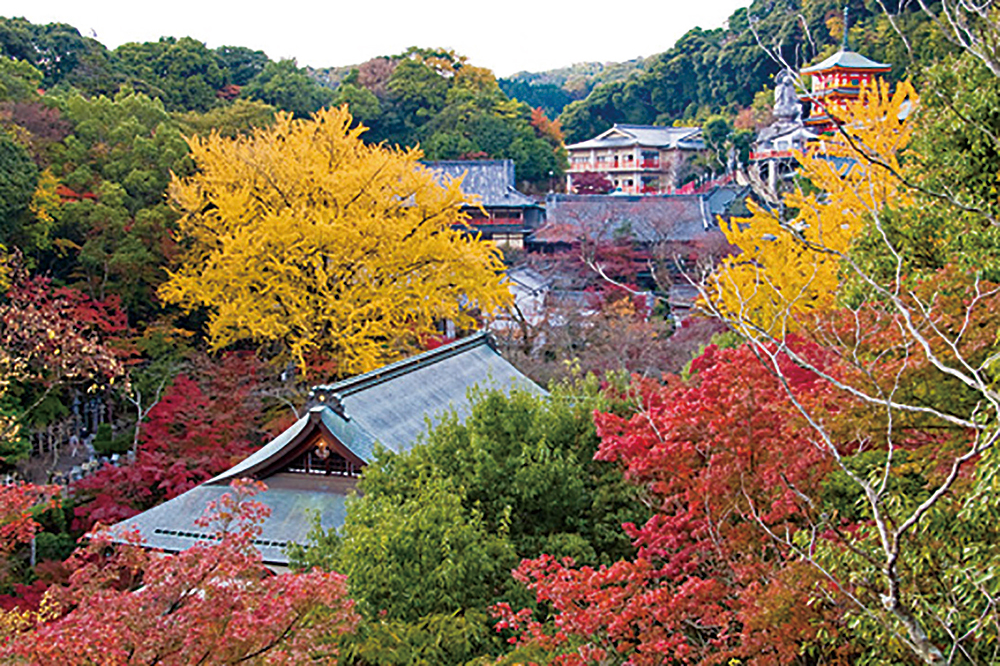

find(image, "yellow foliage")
[0,592,59,642]
[709,79,917,336]
[160,106,511,377]
[28,168,60,225]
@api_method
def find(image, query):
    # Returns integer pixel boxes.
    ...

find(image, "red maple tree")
[72,353,270,530]
[2,480,358,664]
[495,341,860,665]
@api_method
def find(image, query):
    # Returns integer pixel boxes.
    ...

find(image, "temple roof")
[532,194,715,244]
[112,333,543,566]
[800,49,891,74]
[566,124,704,151]
[423,160,539,208]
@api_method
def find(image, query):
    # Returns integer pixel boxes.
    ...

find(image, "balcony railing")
[569,160,661,172]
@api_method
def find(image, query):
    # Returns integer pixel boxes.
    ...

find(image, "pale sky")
[2,0,750,77]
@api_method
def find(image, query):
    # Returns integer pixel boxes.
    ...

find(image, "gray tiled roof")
[567,124,704,151]
[800,50,891,74]
[112,333,543,565]
[310,332,542,453]
[423,160,538,208]
[112,476,351,566]
[705,185,752,218]
[533,194,713,244]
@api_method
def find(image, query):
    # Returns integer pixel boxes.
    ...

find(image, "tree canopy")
[161,106,511,376]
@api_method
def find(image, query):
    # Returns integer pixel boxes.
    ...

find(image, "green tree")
[0,18,116,92]
[0,134,38,239]
[379,58,449,142]
[42,90,191,317]
[0,57,41,102]
[701,114,732,171]
[242,59,333,118]
[331,83,381,128]
[499,78,574,119]
[114,37,226,112]
[297,479,513,665]
[293,380,646,663]
[172,98,276,138]
[213,45,270,86]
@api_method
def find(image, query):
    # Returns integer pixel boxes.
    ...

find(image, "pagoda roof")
[112,333,543,566]
[566,124,704,151]
[801,49,891,74]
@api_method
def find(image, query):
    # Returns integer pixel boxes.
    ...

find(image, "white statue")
[774,70,801,122]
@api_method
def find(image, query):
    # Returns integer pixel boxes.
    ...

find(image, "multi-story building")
[565,124,705,195]
[424,159,543,248]
[799,23,891,133]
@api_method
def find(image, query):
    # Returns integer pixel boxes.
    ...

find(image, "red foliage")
[0,557,70,614]
[571,171,613,195]
[497,341,858,665]
[1,262,126,388]
[215,83,241,101]
[0,483,57,588]
[531,107,564,147]
[3,480,359,665]
[54,185,97,202]
[423,334,457,350]
[72,353,270,531]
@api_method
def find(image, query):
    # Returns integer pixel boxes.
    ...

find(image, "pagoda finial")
[842,6,850,51]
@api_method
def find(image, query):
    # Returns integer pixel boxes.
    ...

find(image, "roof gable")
[210,408,366,485]
[566,124,704,151]
[111,333,544,566]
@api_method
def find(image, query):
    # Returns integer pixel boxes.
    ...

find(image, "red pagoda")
[799,8,891,133]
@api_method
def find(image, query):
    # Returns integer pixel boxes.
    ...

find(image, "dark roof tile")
[423,160,538,208]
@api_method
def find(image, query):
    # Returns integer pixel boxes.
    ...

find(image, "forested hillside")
[552,0,950,141]
[0,19,564,190]
[499,58,648,119]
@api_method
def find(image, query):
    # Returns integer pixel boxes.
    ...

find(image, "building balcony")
[749,149,795,161]
[569,161,666,173]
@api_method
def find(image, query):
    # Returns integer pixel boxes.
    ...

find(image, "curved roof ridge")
[311,332,494,400]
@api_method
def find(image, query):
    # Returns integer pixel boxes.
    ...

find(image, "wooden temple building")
[112,333,543,567]
[423,159,544,248]
[799,9,891,134]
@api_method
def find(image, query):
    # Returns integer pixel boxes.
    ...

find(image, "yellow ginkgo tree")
[708,79,917,336]
[160,106,511,377]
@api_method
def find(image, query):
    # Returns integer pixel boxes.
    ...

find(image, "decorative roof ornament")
[842,5,850,51]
